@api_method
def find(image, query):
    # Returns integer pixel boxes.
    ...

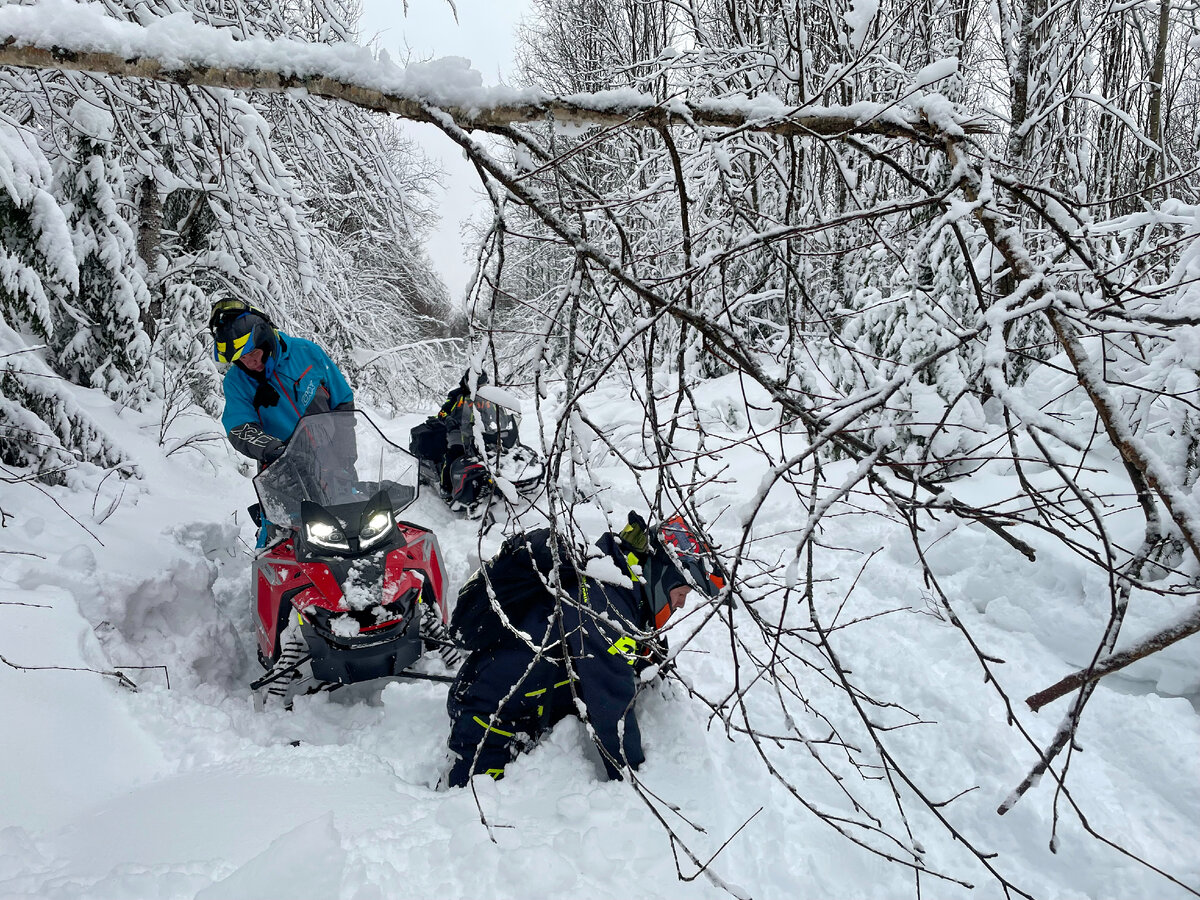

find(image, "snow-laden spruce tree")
[1,0,450,474]
[0,116,128,477]
[51,95,153,408]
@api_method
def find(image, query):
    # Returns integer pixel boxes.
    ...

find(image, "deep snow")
[1,377,1198,900]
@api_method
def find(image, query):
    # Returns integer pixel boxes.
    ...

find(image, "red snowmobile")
[249,411,460,705]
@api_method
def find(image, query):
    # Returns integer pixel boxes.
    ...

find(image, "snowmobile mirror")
[248,503,264,528]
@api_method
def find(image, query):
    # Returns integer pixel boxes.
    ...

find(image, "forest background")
[0,0,1199,897]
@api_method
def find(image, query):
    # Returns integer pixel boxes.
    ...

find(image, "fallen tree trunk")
[0,10,987,141]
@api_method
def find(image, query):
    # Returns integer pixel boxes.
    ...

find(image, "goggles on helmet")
[209,299,276,365]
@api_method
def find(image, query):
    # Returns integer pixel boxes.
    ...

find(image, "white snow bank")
[0,585,167,832]
[195,813,345,900]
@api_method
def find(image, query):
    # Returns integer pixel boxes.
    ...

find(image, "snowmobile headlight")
[301,500,350,553]
[306,519,349,550]
[359,509,394,550]
[357,489,398,552]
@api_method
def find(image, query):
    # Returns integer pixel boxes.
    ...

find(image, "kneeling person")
[444,512,721,786]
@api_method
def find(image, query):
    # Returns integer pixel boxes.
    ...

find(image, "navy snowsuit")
[446,534,653,786]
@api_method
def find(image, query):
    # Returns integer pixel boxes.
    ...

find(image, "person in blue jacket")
[444,512,723,787]
[209,298,354,465]
[209,299,354,543]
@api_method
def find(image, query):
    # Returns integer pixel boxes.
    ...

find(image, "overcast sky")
[357,0,531,306]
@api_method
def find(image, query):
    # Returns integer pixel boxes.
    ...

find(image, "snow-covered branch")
[0,1,986,141]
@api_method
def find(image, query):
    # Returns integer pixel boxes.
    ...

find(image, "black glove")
[229,423,285,467]
[253,381,280,409]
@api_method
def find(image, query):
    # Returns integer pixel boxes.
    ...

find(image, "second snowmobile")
[411,383,544,518]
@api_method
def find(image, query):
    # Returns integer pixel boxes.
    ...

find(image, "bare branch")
[1027,605,1200,712]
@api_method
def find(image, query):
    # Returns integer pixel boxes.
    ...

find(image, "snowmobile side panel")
[393,524,447,621]
[253,541,313,659]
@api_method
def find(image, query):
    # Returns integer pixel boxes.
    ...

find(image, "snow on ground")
[1,379,1198,900]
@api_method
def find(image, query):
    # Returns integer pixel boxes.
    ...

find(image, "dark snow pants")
[446,645,575,786]
[445,453,491,507]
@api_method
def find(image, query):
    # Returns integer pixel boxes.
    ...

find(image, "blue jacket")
[221,331,354,463]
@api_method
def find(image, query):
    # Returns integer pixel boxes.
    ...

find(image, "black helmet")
[459,369,489,391]
[209,298,277,366]
[619,511,724,628]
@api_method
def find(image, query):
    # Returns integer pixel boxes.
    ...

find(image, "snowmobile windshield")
[253,411,418,530]
[459,398,519,450]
